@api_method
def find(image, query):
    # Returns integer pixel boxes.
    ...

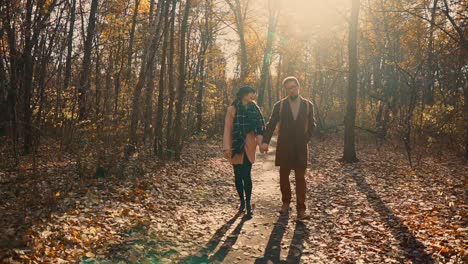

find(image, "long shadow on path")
[180,213,247,264]
[351,167,434,264]
[284,221,308,264]
[254,212,290,264]
[209,216,249,262]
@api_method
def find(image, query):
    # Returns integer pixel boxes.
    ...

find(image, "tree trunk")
[104,50,114,121]
[143,0,162,144]
[464,76,468,160]
[173,0,192,160]
[63,0,76,93]
[342,0,359,163]
[154,0,172,155]
[165,0,178,158]
[195,0,212,133]
[225,0,248,82]
[130,0,165,145]
[258,0,279,106]
[114,43,124,118]
[78,0,98,120]
[425,0,438,105]
[126,0,141,82]
[195,55,206,133]
[94,44,102,120]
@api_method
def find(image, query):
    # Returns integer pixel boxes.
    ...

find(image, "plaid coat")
[231,100,265,157]
[223,105,264,165]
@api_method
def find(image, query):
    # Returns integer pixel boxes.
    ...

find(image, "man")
[260,76,316,220]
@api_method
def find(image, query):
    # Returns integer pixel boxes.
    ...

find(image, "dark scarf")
[232,100,265,157]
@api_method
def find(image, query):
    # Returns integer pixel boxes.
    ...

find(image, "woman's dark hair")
[231,85,256,106]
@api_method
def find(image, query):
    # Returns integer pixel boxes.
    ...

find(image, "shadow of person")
[179,213,242,263]
[254,211,290,264]
[285,221,308,263]
[351,169,434,264]
[209,215,249,262]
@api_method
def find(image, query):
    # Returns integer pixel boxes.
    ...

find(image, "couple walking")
[223,76,316,220]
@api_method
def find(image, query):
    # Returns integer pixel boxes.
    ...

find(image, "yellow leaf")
[55,192,61,198]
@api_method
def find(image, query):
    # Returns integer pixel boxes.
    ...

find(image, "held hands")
[223,149,232,160]
[260,143,269,154]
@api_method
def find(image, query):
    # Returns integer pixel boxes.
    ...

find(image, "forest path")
[181,138,309,264]
[177,136,465,264]
[3,135,464,263]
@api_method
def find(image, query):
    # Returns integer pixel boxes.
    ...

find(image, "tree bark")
[425,0,438,105]
[258,0,279,106]
[342,0,360,163]
[464,75,468,160]
[225,0,249,82]
[143,0,162,144]
[126,0,141,82]
[195,0,213,133]
[173,0,192,160]
[165,0,178,157]
[154,0,172,155]
[130,0,165,145]
[78,0,99,120]
[63,0,76,94]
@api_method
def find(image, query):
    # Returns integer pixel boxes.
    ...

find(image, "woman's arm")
[256,135,264,147]
[223,106,234,158]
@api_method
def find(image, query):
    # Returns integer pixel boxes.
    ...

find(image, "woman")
[223,86,265,218]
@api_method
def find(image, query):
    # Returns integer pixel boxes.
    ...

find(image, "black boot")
[246,203,253,218]
[238,200,246,213]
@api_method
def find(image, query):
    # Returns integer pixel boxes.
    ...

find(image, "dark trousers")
[233,154,252,207]
[279,167,306,211]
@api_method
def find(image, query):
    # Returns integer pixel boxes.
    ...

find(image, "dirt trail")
[189,139,311,264]
[178,135,466,264]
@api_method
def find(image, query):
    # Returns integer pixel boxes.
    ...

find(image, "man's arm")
[262,101,281,145]
[307,101,317,141]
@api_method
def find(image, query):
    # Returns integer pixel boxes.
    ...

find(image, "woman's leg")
[242,155,253,215]
[233,164,245,211]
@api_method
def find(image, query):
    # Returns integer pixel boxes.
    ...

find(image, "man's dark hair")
[282,76,300,88]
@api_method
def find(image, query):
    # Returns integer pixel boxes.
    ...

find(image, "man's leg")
[279,167,292,213]
[294,168,307,218]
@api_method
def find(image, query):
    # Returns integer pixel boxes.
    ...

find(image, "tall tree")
[129,0,165,145]
[154,0,172,155]
[424,0,438,105]
[78,0,99,120]
[143,0,161,144]
[342,0,360,162]
[63,0,76,96]
[173,0,192,160]
[165,0,178,157]
[195,0,214,133]
[225,0,249,82]
[126,0,141,82]
[258,0,279,107]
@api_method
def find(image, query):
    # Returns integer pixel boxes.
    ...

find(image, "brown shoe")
[278,203,290,214]
[297,210,310,221]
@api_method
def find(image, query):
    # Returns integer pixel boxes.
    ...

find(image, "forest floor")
[0,133,466,263]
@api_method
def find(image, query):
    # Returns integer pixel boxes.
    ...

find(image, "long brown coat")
[262,96,316,169]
